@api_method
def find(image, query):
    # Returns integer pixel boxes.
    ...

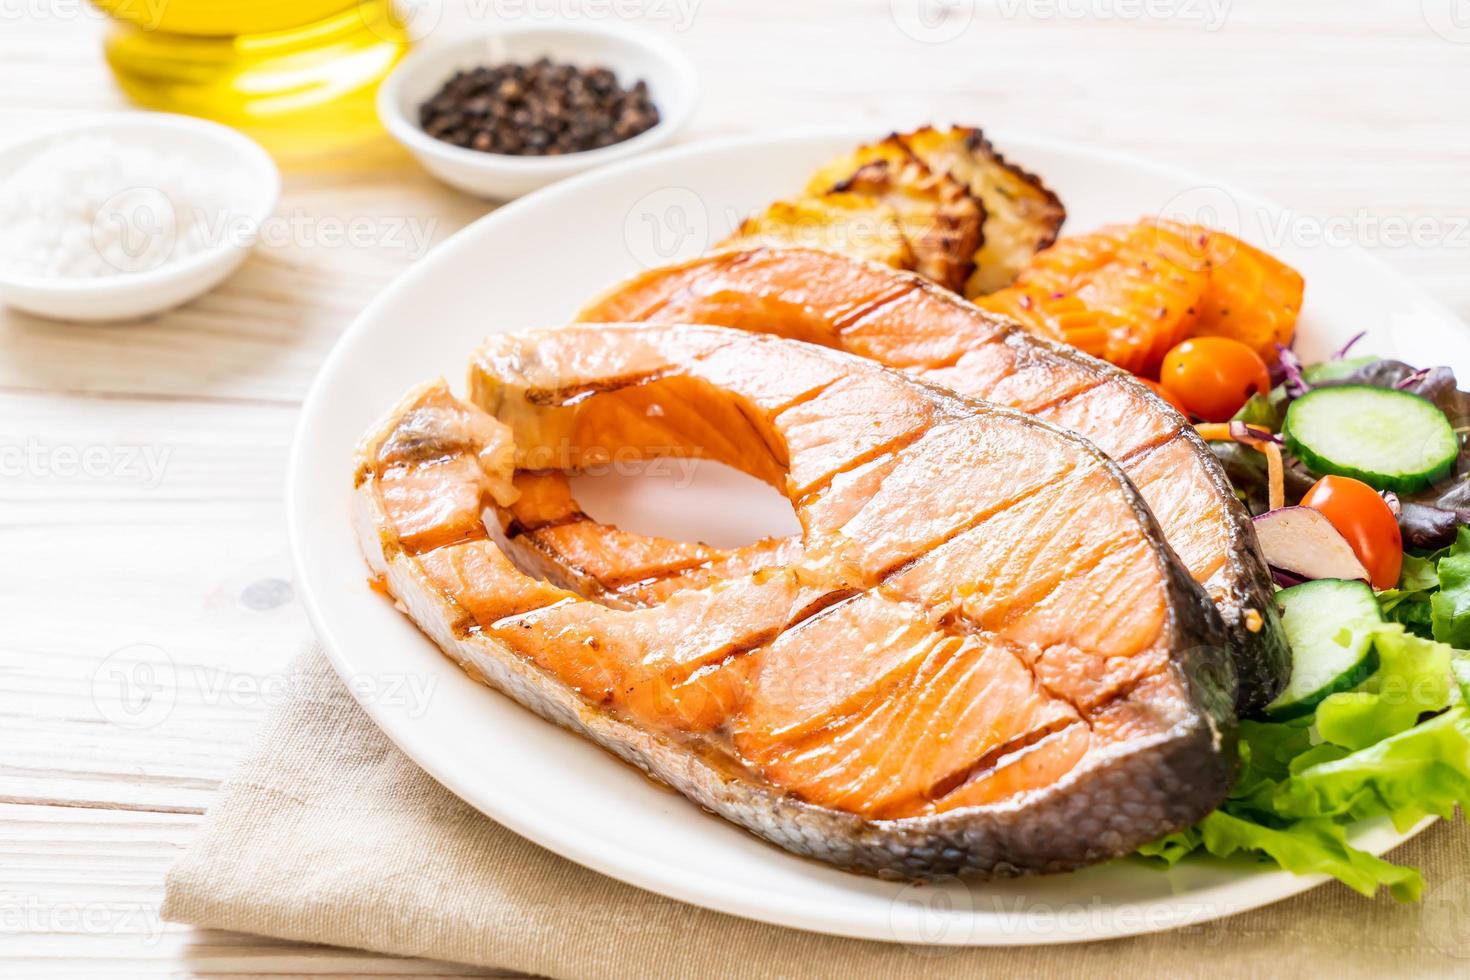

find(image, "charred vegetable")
[805,136,982,292]
[900,125,1066,296]
[718,193,916,270]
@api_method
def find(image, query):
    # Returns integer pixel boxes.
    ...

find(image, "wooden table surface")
[3,1,1468,975]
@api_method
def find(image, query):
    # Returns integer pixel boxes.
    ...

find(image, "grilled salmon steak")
[575,248,1288,713]
[357,324,1236,878]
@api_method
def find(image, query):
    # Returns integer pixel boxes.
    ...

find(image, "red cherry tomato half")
[1301,475,1404,590]
[1140,379,1189,415]
[1158,337,1271,423]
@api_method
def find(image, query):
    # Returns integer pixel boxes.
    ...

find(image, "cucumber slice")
[1301,356,1377,385]
[1283,384,1458,493]
[1263,579,1382,720]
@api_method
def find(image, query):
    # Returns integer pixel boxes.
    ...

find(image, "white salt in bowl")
[0,113,280,323]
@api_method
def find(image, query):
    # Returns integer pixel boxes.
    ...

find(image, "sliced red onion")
[1395,367,1431,390]
[1228,420,1281,444]
[1253,506,1370,584]
[1382,490,1401,516]
[1269,565,1310,589]
[1276,343,1309,397]
[1330,330,1367,361]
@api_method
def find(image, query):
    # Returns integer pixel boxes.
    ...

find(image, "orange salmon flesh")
[356,326,1235,835]
[564,247,1286,712]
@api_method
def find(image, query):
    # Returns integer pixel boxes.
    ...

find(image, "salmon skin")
[358,323,1237,879]
[575,248,1288,714]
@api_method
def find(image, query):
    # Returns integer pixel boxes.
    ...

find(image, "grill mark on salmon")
[662,582,866,693]
[732,396,790,485]
[925,722,1092,813]
[576,248,1287,712]
[791,423,928,503]
[505,512,586,534]
[1006,374,1110,418]
[1110,425,1192,468]
[925,717,1081,802]
[784,585,866,632]
[356,323,1238,877]
[829,281,922,336]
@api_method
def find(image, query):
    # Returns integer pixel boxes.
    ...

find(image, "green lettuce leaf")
[1376,555,1439,639]
[1134,454,1470,900]
[1232,390,1286,431]
[1239,718,1314,778]
[1135,829,1201,867]
[1315,624,1453,750]
[1431,528,1470,647]
[1400,553,1441,592]
[1195,811,1423,902]
[1273,708,1470,830]
[1453,656,1470,706]
[1136,626,1470,900]
[1302,355,1379,384]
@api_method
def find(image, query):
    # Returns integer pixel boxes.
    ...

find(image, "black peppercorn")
[418,59,660,156]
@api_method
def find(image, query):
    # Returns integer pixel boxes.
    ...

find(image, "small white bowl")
[379,24,698,200]
[0,112,280,323]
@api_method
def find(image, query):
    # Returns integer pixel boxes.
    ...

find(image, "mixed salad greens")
[1136,338,1470,899]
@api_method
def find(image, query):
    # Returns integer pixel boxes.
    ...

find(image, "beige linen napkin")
[163,645,1470,978]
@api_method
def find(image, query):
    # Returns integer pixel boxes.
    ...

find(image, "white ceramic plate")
[288,130,1464,945]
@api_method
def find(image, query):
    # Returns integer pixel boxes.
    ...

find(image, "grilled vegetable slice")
[1145,218,1303,360]
[1264,579,1382,720]
[717,193,915,270]
[1282,385,1459,494]
[978,221,1210,376]
[805,136,982,292]
[901,125,1066,296]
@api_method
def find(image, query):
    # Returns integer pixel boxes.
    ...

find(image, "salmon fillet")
[572,248,1287,713]
[358,324,1235,878]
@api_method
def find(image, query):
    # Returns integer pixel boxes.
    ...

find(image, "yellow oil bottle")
[93,0,411,156]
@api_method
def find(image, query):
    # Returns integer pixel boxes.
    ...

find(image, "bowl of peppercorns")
[379,24,698,200]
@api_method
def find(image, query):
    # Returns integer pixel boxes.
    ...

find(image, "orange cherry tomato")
[1301,475,1403,590]
[1157,337,1271,423]
[1140,379,1189,415]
